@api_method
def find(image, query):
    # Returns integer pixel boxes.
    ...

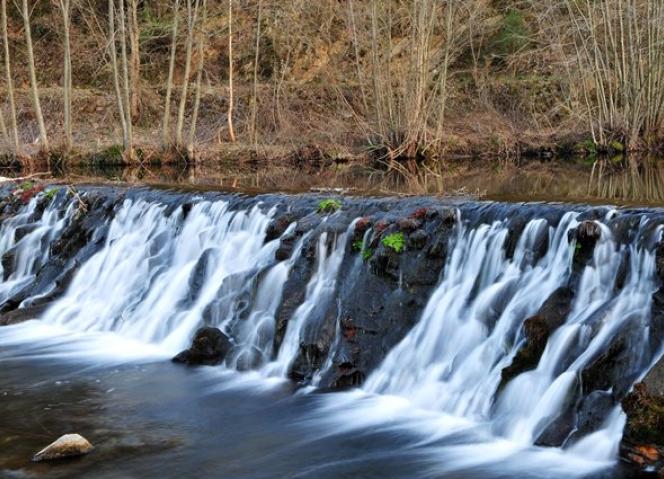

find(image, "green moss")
[317,198,342,214]
[44,188,59,201]
[352,239,364,252]
[382,232,405,253]
[362,248,374,261]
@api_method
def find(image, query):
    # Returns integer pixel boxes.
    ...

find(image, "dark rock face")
[500,287,574,389]
[656,241,664,282]
[173,327,232,366]
[571,220,602,270]
[620,351,664,476]
[0,304,50,326]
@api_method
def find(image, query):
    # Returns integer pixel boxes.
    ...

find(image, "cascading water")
[1,186,663,478]
[263,225,350,378]
[39,198,279,353]
[0,196,75,307]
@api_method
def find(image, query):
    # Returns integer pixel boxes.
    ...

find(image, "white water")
[0,193,662,478]
[263,225,350,378]
[0,197,75,306]
[39,198,278,353]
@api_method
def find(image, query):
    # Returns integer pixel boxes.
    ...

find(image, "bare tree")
[1,0,19,155]
[563,0,664,149]
[187,0,207,158]
[249,0,262,147]
[108,0,133,160]
[226,0,236,143]
[128,0,140,123]
[21,0,49,151]
[175,0,200,147]
[56,0,73,151]
[161,0,181,148]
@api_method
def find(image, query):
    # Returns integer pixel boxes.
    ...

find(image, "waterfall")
[0,196,75,307]
[263,226,350,378]
[39,198,278,353]
[1,187,663,476]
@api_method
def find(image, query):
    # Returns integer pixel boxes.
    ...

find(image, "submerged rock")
[32,434,94,462]
[173,327,231,366]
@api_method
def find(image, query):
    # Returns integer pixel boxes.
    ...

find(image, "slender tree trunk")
[21,0,49,151]
[118,0,134,160]
[249,0,262,147]
[227,0,236,143]
[162,0,180,148]
[108,0,129,155]
[187,0,207,159]
[128,0,140,122]
[60,0,73,151]
[175,0,199,147]
[0,107,9,148]
[1,0,19,155]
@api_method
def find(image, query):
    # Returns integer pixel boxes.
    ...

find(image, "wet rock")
[619,351,664,476]
[408,229,428,250]
[0,304,49,326]
[1,246,16,280]
[265,213,294,242]
[14,223,38,242]
[275,233,298,261]
[397,217,421,232]
[32,434,94,462]
[172,327,231,366]
[500,287,574,389]
[571,220,601,269]
[657,241,664,282]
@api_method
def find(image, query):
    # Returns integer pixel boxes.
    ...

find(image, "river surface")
[1,165,662,478]
[0,333,630,479]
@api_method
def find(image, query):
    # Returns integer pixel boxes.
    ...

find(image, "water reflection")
[588,157,664,203]
[3,156,664,205]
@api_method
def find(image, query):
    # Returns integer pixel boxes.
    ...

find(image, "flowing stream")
[0,187,662,478]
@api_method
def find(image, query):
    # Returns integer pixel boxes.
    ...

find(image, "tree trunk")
[21,0,49,152]
[227,0,236,143]
[117,0,134,160]
[128,0,140,123]
[187,0,207,159]
[108,0,129,157]
[161,0,181,148]
[1,0,19,155]
[175,0,199,147]
[60,0,73,152]
[249,0,262,147]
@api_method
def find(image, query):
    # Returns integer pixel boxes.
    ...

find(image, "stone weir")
[1,184,664,476]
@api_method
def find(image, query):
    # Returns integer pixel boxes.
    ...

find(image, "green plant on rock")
[382,232,405,253]
[362,248,374,261]
[352,239,364,252]
[44,188,60,201]
[318,198,341,214]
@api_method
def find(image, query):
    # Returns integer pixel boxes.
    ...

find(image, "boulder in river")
[172,326,231,366]
[32,434,94,462]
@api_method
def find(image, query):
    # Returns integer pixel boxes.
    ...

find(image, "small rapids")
[1,186,663,478]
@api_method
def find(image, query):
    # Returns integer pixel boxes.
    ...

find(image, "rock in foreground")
[32,434,94,462]
[172,327,231,366]
[621,357,664,476]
